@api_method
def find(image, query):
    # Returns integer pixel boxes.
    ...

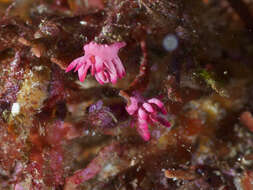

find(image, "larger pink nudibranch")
[66,41,126,84]
[126,96,170,141]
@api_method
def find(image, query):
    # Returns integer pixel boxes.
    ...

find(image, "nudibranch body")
[66,41,126,84]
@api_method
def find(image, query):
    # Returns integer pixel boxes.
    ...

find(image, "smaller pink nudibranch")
[66,41,126,84]
[126,96,170,141]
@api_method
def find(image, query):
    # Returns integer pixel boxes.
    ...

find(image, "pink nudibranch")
[66,41,126,84]
[126,96,170,141]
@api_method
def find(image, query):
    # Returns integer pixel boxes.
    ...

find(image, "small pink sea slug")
[66,41,126,84]
[126,95,170,141]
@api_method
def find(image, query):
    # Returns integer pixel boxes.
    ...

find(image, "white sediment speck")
[33,65,44,71]
[80,21,87,25]
[163,34,178,52]
[11,103,20,116]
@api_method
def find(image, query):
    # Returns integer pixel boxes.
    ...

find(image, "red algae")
[240,111,253,132]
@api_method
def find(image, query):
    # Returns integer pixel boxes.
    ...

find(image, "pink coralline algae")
[126,96,170,141]
[66,41,126,84]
